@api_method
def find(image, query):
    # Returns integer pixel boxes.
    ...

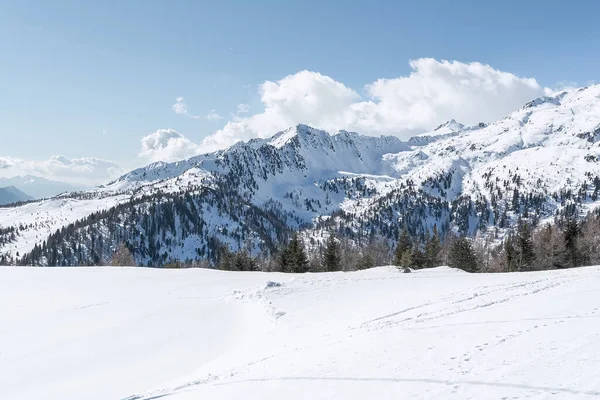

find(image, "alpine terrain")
[2,85,600,266]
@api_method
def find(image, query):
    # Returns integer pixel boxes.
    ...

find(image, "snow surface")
[1,266,599,399]
[0,195,129,257]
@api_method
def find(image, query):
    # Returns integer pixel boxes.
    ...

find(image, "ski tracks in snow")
[118,268,600,400]
[357,276,569,332]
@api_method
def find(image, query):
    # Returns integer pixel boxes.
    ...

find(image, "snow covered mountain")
[2,85,600,266]
[0,186,33,206]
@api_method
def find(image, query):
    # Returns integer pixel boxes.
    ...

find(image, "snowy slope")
[339,85,600,229]
[1,266,599,399]
[0,195,129,258]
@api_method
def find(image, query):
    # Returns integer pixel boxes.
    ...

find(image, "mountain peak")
[268,124,327,148]
[434,119,465,132]
[0,185,33,205]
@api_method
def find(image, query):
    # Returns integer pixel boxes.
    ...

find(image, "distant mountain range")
[0,186,33,206]
[2,84,600,265]
[0,175,86,199]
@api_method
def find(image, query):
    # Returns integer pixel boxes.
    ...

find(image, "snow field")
[1,266,599,399]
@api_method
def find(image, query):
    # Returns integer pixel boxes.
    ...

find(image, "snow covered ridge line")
[0,198,37,208]
[3,85,600,266]
[0,189,89,208]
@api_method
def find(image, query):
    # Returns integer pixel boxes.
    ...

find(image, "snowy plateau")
[0,266,599,399]
[3,85,600,266]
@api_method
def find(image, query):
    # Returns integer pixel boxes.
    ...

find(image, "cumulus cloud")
[139,129,202,162]
[0,156,123,185]
[201,58,547,151]
[172,97,201,119]
[206,110,223,121]
[201,70,360,150]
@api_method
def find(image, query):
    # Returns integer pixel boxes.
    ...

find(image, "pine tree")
[514,223,536,271]
[394,229,411,266]
[322,232,342,272]
[424,225,442,268]
[217,247,234,270]
[277,246,289,272]
[511,188,520,211]
[279,232,309,273]
[449,237,478,272]
[233,250,257,271]
[504,235,517,271]
[563,218,581,268]
[409,245,425,269]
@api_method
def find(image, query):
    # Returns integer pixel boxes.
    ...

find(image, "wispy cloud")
[206,110,224,121]
[236,103,249,114]
[172,97,201,119]
[550,80,579,92]
[172,97,188,114]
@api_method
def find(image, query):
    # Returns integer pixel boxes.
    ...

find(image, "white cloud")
[139,129,202,163]
[172,97,188,114]
[0,158,13,169]
[236,103,249,113]
[0,156,123,185]
[201,58,547,151]
[206,110,223,121]
[172,97,201,119]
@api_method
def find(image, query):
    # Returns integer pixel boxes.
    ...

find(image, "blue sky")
[1,0,599,184]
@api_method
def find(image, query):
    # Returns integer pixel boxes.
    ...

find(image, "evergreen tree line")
[211,211,600,274]
[214,224,475,274]
[11,209,600,274]
[485,213,600,272]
